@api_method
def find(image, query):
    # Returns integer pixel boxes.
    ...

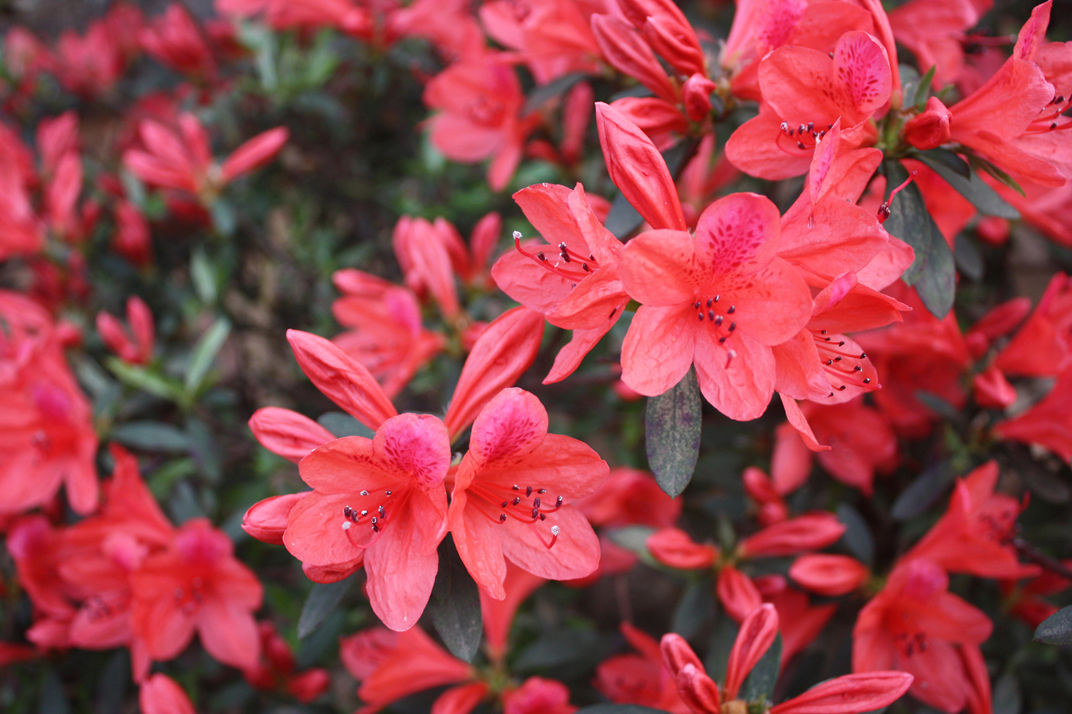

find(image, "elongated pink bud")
[591,14,677,102]
[595,102,687,232]
[903,97,952,150]
[249,407,336,462]
[739,513,845,557]
[660,632,704,677]
[643,15,705,77]
[677,662,721,713]
[724,603,778,700]
[647,528,718,569]
[769,671,913,714]
[242,493,307,544]
[789,554,869,596]
[444,307,544,440]
[286,329,397,431]
[220,127,289,183]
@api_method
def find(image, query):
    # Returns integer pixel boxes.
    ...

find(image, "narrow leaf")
[522,72,589,115]
[836,504,874,566]
[741,633,782,702]
[105,357,183,401]
[645,368,701,497]
[111,421,191,453]
[883,161,955,318]
[428,538,483,662]
[915,151,1019,218]
[185,317,231,393]
[298,579,353,639]
[891,460,953,521]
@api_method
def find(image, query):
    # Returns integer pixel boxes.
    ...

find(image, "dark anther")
[727,305,736,314]
[715,315,724,326]
[526,486,533,496]
[708,310,715,320]
[864,377,872,384]
[706,298,713,307]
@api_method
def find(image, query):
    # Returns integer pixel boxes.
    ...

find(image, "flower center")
[339,488,400,542]
[513,231,600,286]
[776,120,832,156]
[469,479,565,549]
[812,330,874,396]
[693,295,739,367]
[1026,93,1072,134]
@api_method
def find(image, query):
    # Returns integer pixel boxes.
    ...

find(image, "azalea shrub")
[3,0,1072,712]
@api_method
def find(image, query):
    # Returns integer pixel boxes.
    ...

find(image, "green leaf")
[522,71,589,115]
[645,368,702,497]
[105,357,183,401]
[111,421,191,453]
[94,650,129,714]
[514,627,604,674]
[913,65,937,109]
[38,667,70,714]
[954,235,984,281]
[671,576,715,639]
[319,411,374,438]
[298,579,353,639]
[574,706,671,714]
[917,147,970,178]
[836,504,874,566]
[971,156,1026,196]
[190,247,218,304]
[741,633,782,702]
[891,460,953,521]
[883,161,955,318]
[608,525,657,556]
[1035,605,1072,645]
[428,538,483,662]
[915,151,1019,219]
[185,318,231,394]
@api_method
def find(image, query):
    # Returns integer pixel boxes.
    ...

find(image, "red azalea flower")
[139,673,195,714]
[854,558,992,712]
[283,412,450,630]
[449,388,608,599]
[618,188,812,419]
[96,296,154,366]
[130,518,263,671]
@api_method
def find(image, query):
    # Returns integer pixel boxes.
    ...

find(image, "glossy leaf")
[916,151,1019,219]
[884,161,955,318]
[1035,605,1072,645]
[428,538,483,663]
[298,579,353,639]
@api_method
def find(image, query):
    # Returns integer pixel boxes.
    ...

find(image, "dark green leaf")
[645,368,702,497]
[993,672,1022,714]
[210,199,237,236]
[672,576,715,639]
[954,234,984,281]
[836,504,874,566]
[891,460,953,521]
[741,633,782,702]
[917,147,971,178]
[575,706,670,714]
[522,72,589,115]
[971,156,1026,196]
[298,579,353,639]
[915,151,1019,219]
[94,650,129,714]
[111,421,191,453]
[319,411,374,438]
[185,318,231,393]
[883,161,955,318]
[428,538,483,662]
[605,191,644,239]
[705,614,738,680]
[1035,605,1072,645]
[38,667,70,714]
[514,627,604,673]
